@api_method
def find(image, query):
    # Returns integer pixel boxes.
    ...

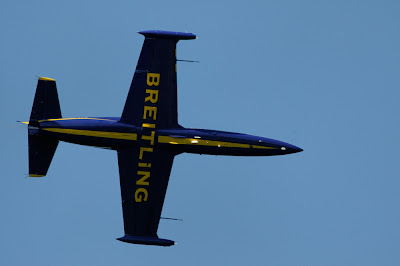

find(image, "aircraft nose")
[281,143,303,154]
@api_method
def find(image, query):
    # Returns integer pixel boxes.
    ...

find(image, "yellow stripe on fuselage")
[21,118,116,125]
[251,145,277,149]
[38,117,117,122]
[158,136,277,149]
[41,126,276,149]
[43,128,137,141]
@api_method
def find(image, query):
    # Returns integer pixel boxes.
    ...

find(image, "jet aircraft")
[24,30,302,246]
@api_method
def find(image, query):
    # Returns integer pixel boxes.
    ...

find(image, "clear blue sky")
[1,0,400,265]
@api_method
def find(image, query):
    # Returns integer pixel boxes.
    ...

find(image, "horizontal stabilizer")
[117,235,175,246]
[30,77,61,122]
[28,134,58,177]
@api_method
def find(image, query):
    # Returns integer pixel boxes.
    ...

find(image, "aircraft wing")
[116,147,176,246]
[120,31,196,129]
[116,31,195,246]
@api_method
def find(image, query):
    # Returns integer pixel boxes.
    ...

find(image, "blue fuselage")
[34,117,302,156]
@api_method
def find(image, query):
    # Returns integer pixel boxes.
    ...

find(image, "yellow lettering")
[139,147,153,160]
[143,106,157,120]
[135,73,161,204]
[135,188,148,202]
[142,123,155,128]
[138,162,151,168]
[142,131,155,145]
[147,73,160,86]
[145,89,159,103]
[136,171,150,186]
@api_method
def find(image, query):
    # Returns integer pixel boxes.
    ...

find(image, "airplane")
[23,30,303,247]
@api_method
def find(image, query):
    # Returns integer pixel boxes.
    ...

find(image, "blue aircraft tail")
[28,77,61,177]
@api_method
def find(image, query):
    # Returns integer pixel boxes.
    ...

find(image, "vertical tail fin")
[28,77,61,177]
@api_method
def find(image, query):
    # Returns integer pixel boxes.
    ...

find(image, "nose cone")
[283,143,303,154]
[261,137,303,155]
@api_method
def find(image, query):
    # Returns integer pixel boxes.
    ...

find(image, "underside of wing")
[117,147,175,246]
[116,31,196,246]
[120,31,196,129]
